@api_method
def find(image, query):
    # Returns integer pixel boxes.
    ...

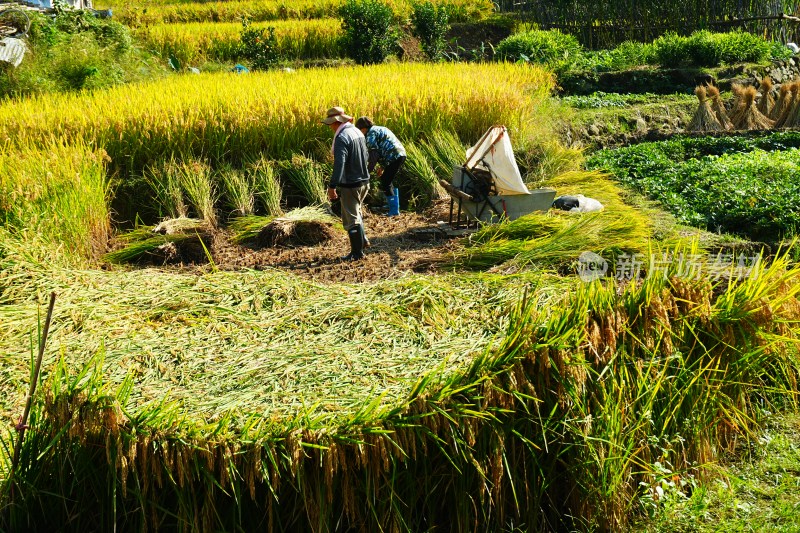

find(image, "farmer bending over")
[323,106,370,261]
[355,116,406,205]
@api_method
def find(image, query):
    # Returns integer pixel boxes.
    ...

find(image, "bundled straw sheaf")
[706,85,733,130]
[688,85,724,133]
[730,85,774,130]
[757,77,775,117]
[771,81,795,125]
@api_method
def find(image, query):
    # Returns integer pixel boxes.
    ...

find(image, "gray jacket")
[330,123,370,188]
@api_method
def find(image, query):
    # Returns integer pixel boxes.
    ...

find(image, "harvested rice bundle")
[757,77,775,117]
[688,86,723,132]
[772,82,800,128]
[782,89,800,128]
[105,217,216,265]
[256,206,340,247]
[731,86,774,130]
[771,82,794,124]
[728,84,747,128]
[706,85,733,130]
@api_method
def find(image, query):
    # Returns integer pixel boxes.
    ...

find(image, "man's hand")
[327,187,338,201]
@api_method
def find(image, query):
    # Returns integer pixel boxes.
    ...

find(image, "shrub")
[654,30,772,67]
[652,31,691,67]
[411,1,450,61]
[0,10,158,98]
[571,41,657,72]
[496,30,582,70]
[338,0,398,64]
[712,30,772,64]
[239,18,280,70]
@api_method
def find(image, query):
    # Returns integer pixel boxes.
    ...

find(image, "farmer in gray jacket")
[322,106,370,261]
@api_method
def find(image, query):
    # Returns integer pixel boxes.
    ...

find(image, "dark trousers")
[380,156,406,196]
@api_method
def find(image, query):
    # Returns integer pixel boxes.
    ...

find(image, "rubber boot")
[341,224,365,261]
[387,187,400,216]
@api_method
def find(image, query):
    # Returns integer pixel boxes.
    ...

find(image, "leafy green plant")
[0,10,158,98]
[570,41,657,73]
[588,136,800,240]
[411,1,450,61]
[238,18,280,70]
[496,29,582,71]
[338,0,398,64]
[654,30,772,67]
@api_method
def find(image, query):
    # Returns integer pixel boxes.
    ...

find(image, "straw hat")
[321,106,353,125]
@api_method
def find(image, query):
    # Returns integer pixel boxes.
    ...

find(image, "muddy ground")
[211,200,464,283]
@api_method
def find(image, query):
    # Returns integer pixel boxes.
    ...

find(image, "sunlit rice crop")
[0,62,554,175]
[137,19,343,65]
[99,0,494,25]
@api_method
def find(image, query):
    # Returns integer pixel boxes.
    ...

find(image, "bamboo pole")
[10,292,57,480]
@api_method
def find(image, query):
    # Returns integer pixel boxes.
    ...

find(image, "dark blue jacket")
[330,123,370,188]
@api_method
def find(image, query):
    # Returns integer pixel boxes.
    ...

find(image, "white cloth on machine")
[464,126,530,196]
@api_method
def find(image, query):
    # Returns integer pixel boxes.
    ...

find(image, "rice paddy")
[98,0,494,25]
[2,16,800,530]
[138,19,344,65]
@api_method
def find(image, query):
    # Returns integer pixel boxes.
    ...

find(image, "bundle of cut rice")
[706,85,733,130]
[757,77,775,117]
[727,84,746,128]
[731,86,774,130]
[688,85,723,132]
[772,82,795,126]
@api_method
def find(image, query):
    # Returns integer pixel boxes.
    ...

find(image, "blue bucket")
[387,187,400,216]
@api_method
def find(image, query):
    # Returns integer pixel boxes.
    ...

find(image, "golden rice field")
[0,62,553,172]
[137,19,343,65]
[2,51,800,530]
[97,0,494,25]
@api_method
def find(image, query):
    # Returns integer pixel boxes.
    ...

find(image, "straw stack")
[775,81,800,128]
[706,85,733,130]
[727,84,746,128]
[688,86,724,132]
[771,82,794,126]
[757,77,774,118]
[731,86,774,130]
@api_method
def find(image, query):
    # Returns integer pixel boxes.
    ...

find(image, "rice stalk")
[143,160,188,220]
[178,159,218,226]
[3,244,800,530]
[728,83,746,128]
[780,82,800,129]
[248,157,283,216]
[219,165,255,217]
[396,142,445,209]
[229,215,274,244]
[103,233,197,263]
[280,154,328,207]
[419,130,465,181]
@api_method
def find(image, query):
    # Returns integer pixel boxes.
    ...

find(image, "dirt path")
[212,201,463,283]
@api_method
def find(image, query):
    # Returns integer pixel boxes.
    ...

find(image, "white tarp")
[0,37,27,67]
[464,126,530,196]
